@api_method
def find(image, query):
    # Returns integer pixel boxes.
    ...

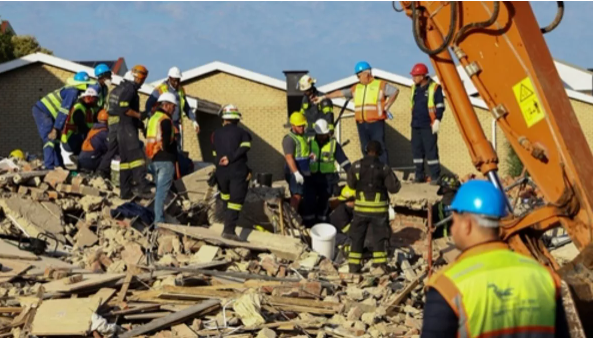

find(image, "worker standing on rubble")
[212,104,252,241]
[314,62,399,165]
[32,71,96,169]
[431,174,460,237]
[78,109,109,172]
[146,92,179,224]
[421,180,569,338]
[91,63,112,115]
[303,119,351,225]
[342,140,401,273]
[60,87,98,164]
[145,67,200,151]
[298,74,335,137]
[283,112,311,219]
[107,65,152,199]
[409,63,444,184]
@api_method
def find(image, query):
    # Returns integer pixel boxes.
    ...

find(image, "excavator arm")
[398,1,592,333]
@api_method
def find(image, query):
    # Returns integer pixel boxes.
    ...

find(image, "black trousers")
[118,122,146,197]
[97,122,119,175]
[216,166,249,235]
[411,127,441,180]
[348,212,390,268]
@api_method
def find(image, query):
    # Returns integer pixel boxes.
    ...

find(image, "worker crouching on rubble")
[342,140,401,273]
[146,92,179,224]
[78,109,109,172]
[283,113,311,221]
[60,87,98,166]
[421,180,569,338]
[212,104,252,242]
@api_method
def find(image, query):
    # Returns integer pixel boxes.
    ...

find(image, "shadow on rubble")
[195,113,286,180]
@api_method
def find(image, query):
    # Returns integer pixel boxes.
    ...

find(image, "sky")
[0,2,592,83]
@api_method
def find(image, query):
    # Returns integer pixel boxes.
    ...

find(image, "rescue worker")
[107,65,151,199]
[303,119,351,225]
[32,71,95,169]
[330,187,356,256]
[61,87,98,162]
[314,62,400,165]
[96,71,135,178]
[431,174,460,238]
[342,140,401,273]
[145,66,200,150]
[421,180,569,338]
[283,112,311,218]
[409,63,445,184]
[146,93,179,224]
[78,109,109,172]
[91,63,112,115]
[211,104,252,241]
[298,74,334,137]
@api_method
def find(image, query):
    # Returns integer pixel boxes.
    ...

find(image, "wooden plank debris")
[30,297,101,336]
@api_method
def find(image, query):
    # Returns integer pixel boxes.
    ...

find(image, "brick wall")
[181,71,289,179]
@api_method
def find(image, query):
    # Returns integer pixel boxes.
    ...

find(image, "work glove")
[193,121,200,134]
[293,171,305,185]
[432,120,440,134]
[312,95,326,104]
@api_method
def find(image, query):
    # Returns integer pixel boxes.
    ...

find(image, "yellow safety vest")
[286,132,310,175]
[145,111,175,159]
[352,79,387,123]
[40,83,89,119]
[411,81,439,121]
[61,102,94,144]
[310,138,337,174]
[427,242,559,338]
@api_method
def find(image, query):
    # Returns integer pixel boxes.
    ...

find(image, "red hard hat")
[410,63,429,76]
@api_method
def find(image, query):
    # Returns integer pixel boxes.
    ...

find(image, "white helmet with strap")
[168,66,182,79]
[158,92,178,105]
[298,74,316,91]
[80,87,98,98]
[220,104,242,120]
[314,119,330,135]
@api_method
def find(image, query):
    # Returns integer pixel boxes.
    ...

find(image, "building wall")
[181,71,289,179]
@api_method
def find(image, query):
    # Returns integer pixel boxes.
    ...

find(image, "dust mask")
[104,79,112,87]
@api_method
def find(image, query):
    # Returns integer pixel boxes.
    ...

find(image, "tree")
[505,142,524,177]
[11,35,52,58]
[0,28,14,63]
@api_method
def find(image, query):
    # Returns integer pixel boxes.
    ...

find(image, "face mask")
[103,79,112,87]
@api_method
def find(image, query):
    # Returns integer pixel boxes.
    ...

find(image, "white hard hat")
[123,71,134,81]
[314,119,330,135]
[298,74,316,91]
[80,87,98,98]
[168,67,182,79]
[220,104,241,120]
[158,92,178,105]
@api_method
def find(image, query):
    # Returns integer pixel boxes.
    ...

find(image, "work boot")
[413,176,425,183]
[221,232,246,243]
[348,264,362,274]
[69,155,79,167]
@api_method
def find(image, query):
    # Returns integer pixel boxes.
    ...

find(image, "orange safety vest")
[81,125,108,152]
[145,111,175,159]
[351,79,387,123]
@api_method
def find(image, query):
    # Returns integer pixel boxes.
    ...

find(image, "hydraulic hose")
[540,1,564,34]
[392,1,404,12]
[411,1,456,55]
[454,1,500,46]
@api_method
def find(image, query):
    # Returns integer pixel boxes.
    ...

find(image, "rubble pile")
[0,159,459,338]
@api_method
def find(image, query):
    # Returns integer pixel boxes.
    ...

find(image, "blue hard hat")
[74,71,90,82]
[449,180,508,219]
[354,61,372,74]
[94,64,111,77]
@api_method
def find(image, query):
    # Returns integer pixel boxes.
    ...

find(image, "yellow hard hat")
[9,149,24,160]
[338,185,356,201]
[289,112,307,126]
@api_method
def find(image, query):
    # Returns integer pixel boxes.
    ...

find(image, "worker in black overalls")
[211,104,252,241]
[106,65,151,199]
[342,140,401,273]
[298,74,335,138]
[431,174,461,238]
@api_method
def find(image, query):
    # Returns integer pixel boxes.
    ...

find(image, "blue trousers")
[32,106,62,169]
[356,120,388,165]
[411,127,441,180]
[150,161,175,223]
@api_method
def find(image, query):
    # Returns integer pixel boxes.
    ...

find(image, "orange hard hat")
[131,65,149,80]
[97,109,108,123]
[410,63,429,76]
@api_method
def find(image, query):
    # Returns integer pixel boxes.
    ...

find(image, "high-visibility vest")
[146,111,175,159]
[92,84,109,114]
[286,132,311,175]
[426,242,559,338]
[61,102,94,143]
[82,125,107,152]
[157,83,186,117]
[310,138,337,174]
[40,83,88,119]
[352,79,387,123]
[410,81,440,122]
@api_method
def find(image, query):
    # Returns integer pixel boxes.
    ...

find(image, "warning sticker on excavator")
[513,77,544,128]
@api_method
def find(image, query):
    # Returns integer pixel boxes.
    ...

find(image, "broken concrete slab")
[74,225,99,248]
[31,297,102,336]
[0,197,65,242]
[190,244,220,264]
[390,181,440,210]
[43,168,70,188]
[173,164,215,204]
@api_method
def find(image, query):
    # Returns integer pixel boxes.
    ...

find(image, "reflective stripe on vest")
[40,84,88,119]
[353,79,387,123]
[411,81,439,122]
[310,138,337,174]
[354,191,388,213]
[158,83,186,116]
[146,111,174,159]
[61,102,94,143]
[82,126,107,152]
[426,243,558,338]
[287,132,310,160]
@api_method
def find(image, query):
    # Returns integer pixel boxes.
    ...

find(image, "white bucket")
[310,223,337,259]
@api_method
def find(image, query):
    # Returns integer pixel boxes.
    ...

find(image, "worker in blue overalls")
[32,71,96,169]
